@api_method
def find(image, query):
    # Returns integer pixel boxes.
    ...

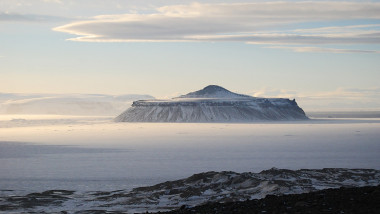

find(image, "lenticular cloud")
[54,2,380,44]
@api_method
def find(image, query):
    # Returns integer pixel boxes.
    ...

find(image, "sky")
[1,0,380,110]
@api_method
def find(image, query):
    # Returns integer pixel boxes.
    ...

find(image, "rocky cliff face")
[115,85,308,122]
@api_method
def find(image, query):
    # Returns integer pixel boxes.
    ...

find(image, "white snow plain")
[0,115,379,195]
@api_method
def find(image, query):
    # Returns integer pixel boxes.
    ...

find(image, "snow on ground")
[0,115,379,196]
[1,168,379,213]
[0,114,379,212]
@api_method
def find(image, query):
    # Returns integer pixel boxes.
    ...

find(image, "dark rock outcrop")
[161,185,380,214]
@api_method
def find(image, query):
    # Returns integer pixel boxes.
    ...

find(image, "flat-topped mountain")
[115,85,308,122]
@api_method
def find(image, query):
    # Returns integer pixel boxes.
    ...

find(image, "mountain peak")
[203,85,228,91]
[178,85,251,98]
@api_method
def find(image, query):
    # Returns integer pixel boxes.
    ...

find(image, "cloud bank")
[252,87,380,111]
[0,93,154,116]
[53,1,380,53]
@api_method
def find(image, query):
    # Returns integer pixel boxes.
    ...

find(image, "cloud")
[0,12,68,22]
[307,88,380,100]
[0,93,154,115]
[253,87,380,99]
[195,32,380,45]
[54,1,380,45]
[42,0,62,3]
[266,46,380,54]
[252,88,300,99]
[251,87,380,110]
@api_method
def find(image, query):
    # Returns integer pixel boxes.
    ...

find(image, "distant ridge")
[0,93,154,116]
[115,85,308,122]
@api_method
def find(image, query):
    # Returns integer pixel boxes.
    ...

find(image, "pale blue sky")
[1,0,380,110]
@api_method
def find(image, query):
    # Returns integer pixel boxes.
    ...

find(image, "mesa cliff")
[115,85,308,122]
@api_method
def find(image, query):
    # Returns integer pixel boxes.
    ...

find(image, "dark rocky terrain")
[0,190,75,211]
[1,168,379,213]
[2,185,378,213]
[162,185,380,214]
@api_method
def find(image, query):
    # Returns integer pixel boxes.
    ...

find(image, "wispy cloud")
[266,46,380,54]
[54,2,380,45]
[195,32,380,45]
[42,0,62,4]
[251,87,380,110]
[293,24,380,34]
[0,12,68,22]
[253,87,380,99]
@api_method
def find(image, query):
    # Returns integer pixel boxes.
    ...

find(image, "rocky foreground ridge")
[162,185,380,214]
[1,168,379,213]
[115,85,308,122]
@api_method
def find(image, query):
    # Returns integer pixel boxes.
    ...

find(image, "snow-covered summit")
[115,85,308,122]
[178,85,251,99]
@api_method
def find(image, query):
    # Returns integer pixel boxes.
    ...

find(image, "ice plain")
[1,114,379,196]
